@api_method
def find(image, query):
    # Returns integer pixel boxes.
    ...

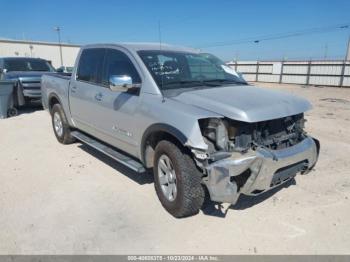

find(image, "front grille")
[21,82,41,90]
[22,81,40,84]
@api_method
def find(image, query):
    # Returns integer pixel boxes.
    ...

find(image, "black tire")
[51,103,75,144]
[7,107,18,117]
[153,140,205,218]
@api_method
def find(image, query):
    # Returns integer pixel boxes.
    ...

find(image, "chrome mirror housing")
[109,75,140,92]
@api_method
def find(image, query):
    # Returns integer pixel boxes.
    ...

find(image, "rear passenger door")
[69,48,106,137]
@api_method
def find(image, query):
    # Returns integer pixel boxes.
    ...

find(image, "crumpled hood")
[171,85,312,122]
[4,71,56,82]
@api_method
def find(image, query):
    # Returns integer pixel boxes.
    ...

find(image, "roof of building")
[0,38,200,53]
[0,57,48,60]
[0,38,80,47]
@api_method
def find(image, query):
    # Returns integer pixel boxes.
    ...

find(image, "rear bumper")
[204,136,319,204]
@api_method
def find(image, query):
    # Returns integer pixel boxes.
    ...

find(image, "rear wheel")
[153,140,205,218]
[51,104,75,144]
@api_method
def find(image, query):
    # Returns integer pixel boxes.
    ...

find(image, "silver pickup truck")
[41,43,320,218]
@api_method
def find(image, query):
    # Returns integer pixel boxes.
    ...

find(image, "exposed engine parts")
[199,114,306,157]
[201,118,228,151]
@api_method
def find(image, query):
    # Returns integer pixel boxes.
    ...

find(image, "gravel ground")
[0,83,349,255]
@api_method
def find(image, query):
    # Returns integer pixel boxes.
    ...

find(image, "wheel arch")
[48,93,63,113]
[140,123,189,168]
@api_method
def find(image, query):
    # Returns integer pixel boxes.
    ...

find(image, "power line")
[198,23,350,48]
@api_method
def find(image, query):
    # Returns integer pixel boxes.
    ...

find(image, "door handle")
[94,92,103,101]
[71,86,77,93]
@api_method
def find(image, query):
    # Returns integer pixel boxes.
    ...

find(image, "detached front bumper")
[204,136,320,204]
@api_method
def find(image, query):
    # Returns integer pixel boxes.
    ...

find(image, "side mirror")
[109,75,140,92]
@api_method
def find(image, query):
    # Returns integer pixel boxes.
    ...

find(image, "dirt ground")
[0,83,349,255]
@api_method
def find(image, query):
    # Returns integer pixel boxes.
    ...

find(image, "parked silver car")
[41,43,319,218]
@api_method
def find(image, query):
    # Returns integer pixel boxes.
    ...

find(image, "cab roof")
[82,42,200,53]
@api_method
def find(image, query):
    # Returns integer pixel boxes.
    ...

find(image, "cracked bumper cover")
[204,136,319,204]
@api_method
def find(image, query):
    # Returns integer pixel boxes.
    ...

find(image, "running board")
[71,131,146,173]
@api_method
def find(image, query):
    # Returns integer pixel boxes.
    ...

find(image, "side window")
[102,49,141,85]
[77,48,105,84]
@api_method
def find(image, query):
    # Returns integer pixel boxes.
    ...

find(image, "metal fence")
[227,60,350,87]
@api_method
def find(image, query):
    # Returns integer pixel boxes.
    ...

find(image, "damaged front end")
[195,114,320,204]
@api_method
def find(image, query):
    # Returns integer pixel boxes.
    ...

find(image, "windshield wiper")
[202,79,246,85]
[165,80,220,87]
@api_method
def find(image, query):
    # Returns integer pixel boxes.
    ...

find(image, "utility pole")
[346,36,350,61]
[54,26,63,67]
[29,45,33,57]
[234,51,239,62]
[324,43,328,60]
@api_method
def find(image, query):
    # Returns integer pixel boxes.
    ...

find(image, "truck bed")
[48,73,71,80]
[41,73,71,112]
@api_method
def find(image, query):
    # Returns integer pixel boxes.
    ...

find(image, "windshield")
[4,59,54,72]
[138,50,246,90]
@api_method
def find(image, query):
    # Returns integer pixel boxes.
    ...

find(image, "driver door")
[91,48,143,156]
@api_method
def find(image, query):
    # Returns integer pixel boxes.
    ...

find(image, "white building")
[0,38,81,68]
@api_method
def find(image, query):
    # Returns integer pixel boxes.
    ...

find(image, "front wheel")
[51,104,75,144]
[153,140,205,218]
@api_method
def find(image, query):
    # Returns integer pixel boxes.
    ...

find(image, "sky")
[0,0,349,61]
